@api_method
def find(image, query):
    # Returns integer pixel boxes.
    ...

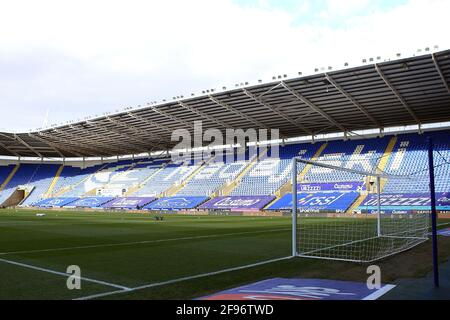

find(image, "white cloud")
[0,0,449,131]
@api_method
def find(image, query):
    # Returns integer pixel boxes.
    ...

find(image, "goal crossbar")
[294,157,387,179]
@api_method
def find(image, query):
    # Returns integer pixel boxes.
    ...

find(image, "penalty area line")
[74,255,293,300]
[0,257,131,291]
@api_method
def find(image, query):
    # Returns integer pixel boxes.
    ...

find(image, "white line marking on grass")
[362,284,396,300]
[0,228,290,256]
[74,255,293,300]
[0,257,131,291]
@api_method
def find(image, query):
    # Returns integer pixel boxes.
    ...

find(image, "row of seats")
[231,144,319,195]
[383,131,450,193]
[176,151,252,196]
[1,130,450,207]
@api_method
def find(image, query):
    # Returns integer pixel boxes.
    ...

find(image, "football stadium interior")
[0,49,450,299]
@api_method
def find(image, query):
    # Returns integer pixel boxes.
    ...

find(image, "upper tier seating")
[303,137,390,183]
[133,161,201,197]
[230,143,321,196]
[0,165,14,187]
[51,164,105,196]
[1,130,449,212]
[382,131,450,193]
[0,164,56,205]
[176,151,252,196]
[20,164,60,205]
[59,160,139,197]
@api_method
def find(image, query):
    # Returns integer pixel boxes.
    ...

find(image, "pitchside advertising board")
[199,196,275,211]
[144,196,209,210]
[268,192,359,212]
[359,192,450,213]
[34,197,79,207]
[67,197,114,208]
[199,278,395,300]
[437,228,450,236]
[102,197,156,209]
[298,182,365,192]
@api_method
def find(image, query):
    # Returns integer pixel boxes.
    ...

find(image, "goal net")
[291,157,430,263]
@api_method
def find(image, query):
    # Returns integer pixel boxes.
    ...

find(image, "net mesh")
[293,157,433,263]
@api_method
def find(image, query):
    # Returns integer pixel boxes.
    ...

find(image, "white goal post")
[291,157,429,263]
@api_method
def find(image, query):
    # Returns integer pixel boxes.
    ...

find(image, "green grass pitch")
[0,208,449,300]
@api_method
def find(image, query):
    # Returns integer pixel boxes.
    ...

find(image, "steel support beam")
[208,95,266,130]
[105,116,167,151]
[178,101,232,129]
[325,74,380,127]
[0,140,20,157]
[242,88,313,135]
[149,105,192,128]
[375,64,421,124]
[69,124,144,155]
[85,121,153,153]
[280,82,346,132]
[27,133,66,158]
[208,95,289,140]
[127,112,173,135]
[13,134,42,157]
[432,53,450,94]
[50,128,118,156]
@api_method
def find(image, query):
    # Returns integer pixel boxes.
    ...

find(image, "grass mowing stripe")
[0,227,290,256]
[74,256,292,300]
[0,257,131,290]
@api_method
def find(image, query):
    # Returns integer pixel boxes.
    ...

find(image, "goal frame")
[291,157,396,262]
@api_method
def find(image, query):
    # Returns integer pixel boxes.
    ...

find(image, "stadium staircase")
[213,149,268,197]
[274,142,328,199]
[95,161,141,195]
[0,164,19,192]
[43,164,64,198]
[346,136,397,213]
[83,162,135,196]
[125,162,168,196]
[54,163,109,197]
[163,158,212,196]
[377,136,398,191]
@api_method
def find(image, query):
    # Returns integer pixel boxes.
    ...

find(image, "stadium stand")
[176,151,252,196]
[51,164,106,197]
[0,164,59,206]
[133,161,201,197]
[0,165,15,190]
[0,130,447,213]
[20,164,60,206]
[59,161,135,197]
[302,136,391,183]
[230,144,322,196]
[383,131,450,193]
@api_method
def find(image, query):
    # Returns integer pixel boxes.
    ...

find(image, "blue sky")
[0,0,448,132]
[235,0,408,26]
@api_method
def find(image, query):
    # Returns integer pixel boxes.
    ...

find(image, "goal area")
[291,157,430,263]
